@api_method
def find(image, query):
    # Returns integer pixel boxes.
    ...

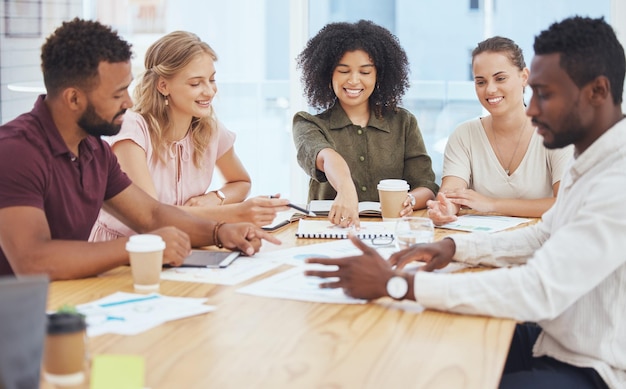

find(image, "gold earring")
[164,95,169,106]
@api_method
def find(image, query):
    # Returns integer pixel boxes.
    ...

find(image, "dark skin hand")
[305,235,457,300]
[388,237,456,271]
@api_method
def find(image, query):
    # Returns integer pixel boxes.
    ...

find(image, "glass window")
[92,0,295,199]
[306,0,611,189]
[2,0,616,204]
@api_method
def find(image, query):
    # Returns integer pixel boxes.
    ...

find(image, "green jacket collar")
[328,104,390,133]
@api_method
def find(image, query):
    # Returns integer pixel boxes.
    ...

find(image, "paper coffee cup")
[377,179,410,221]
[126,234,165,292]
[43,313,87,386]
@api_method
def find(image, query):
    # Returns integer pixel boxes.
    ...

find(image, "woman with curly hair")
[91,31,290,241]
[293,20,438,228]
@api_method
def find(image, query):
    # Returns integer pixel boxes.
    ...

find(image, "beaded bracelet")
[213,221,226,248]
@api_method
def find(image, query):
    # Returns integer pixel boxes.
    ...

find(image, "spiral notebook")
[295,220,396,239]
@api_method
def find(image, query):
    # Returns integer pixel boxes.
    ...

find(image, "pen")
[268,195,317,217]
[288,203,317,217]
[99,294,160,308]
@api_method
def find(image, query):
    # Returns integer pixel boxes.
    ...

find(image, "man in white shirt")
[305,16,625,389]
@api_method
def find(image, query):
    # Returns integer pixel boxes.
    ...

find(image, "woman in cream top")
[428,36,572,225]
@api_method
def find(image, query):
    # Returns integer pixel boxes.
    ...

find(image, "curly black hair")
[534,16,625,105]
[41,17,133,96]
[296,19,410,118]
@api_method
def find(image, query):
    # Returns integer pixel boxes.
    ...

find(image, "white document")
[160,257,281,285]
[238,240,468,304]
[439,215,531,233]
[253,239,388,266]
[253,239,469,269]
[237,264,367,304]
[76,292,214,337]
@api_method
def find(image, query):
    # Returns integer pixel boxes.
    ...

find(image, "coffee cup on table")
[126,234,165,293]
[43,312,87,386]
[377,179,410,221]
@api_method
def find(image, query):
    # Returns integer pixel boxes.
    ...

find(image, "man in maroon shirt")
[0,18,279,280]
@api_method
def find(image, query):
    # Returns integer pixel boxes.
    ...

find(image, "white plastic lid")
[125,234,166,252]
[377,179,409,191]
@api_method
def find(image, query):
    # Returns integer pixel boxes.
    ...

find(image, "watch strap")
[407,193,416,208]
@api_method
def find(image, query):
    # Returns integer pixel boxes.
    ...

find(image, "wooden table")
[44,211,529,389]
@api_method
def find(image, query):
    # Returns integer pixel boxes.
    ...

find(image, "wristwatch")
[213,190,226,205]
[407,193,416,208]
[386,274,409,300]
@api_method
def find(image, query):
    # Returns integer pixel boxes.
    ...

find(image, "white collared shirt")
[414,117,626,388]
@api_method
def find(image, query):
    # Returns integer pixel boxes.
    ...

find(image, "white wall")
[0,1,83,124]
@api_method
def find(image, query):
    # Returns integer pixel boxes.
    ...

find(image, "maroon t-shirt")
[0,96,132,275]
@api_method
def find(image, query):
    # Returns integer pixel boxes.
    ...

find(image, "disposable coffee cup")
[43,313,87,386]
[126,234,165,292]
[377,179,410,221]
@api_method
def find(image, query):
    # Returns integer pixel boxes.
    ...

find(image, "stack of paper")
[160,256,281,285]
[76,292,214,336]
[239,239,468,304]
[439,215,531,233]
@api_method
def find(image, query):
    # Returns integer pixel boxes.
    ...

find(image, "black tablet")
[181,250,240,268]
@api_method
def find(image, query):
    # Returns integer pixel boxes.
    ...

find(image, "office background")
[1,0,624,203]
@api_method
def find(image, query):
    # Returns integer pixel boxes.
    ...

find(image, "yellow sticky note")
[91,354,145,389]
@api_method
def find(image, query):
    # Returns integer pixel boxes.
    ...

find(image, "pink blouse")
[89,110,236,241]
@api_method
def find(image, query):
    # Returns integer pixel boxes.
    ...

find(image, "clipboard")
[180,250,240,268]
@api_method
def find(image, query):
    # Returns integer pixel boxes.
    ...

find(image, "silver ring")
[340,216,346,222]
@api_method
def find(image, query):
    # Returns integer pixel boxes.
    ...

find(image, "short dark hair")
[41,18,133,96]
[296,19,410,118]
[533,16,625,105]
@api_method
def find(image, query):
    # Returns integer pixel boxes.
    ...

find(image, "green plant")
[56,304,79,314]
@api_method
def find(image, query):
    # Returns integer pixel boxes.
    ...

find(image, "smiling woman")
[292,20,439,230]
[0,1,619,207]
[89,31,291,243]
[426,36,573,226]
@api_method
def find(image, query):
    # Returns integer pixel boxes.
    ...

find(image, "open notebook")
[307,200,382,217]
[296,219,396,239]
[262,209,308,231]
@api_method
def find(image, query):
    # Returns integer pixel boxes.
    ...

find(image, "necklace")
[492,120,527,175]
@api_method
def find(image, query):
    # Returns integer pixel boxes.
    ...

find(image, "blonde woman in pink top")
[91,31,289,241]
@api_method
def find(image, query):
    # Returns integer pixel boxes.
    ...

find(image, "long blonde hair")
[133,31,218,167]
